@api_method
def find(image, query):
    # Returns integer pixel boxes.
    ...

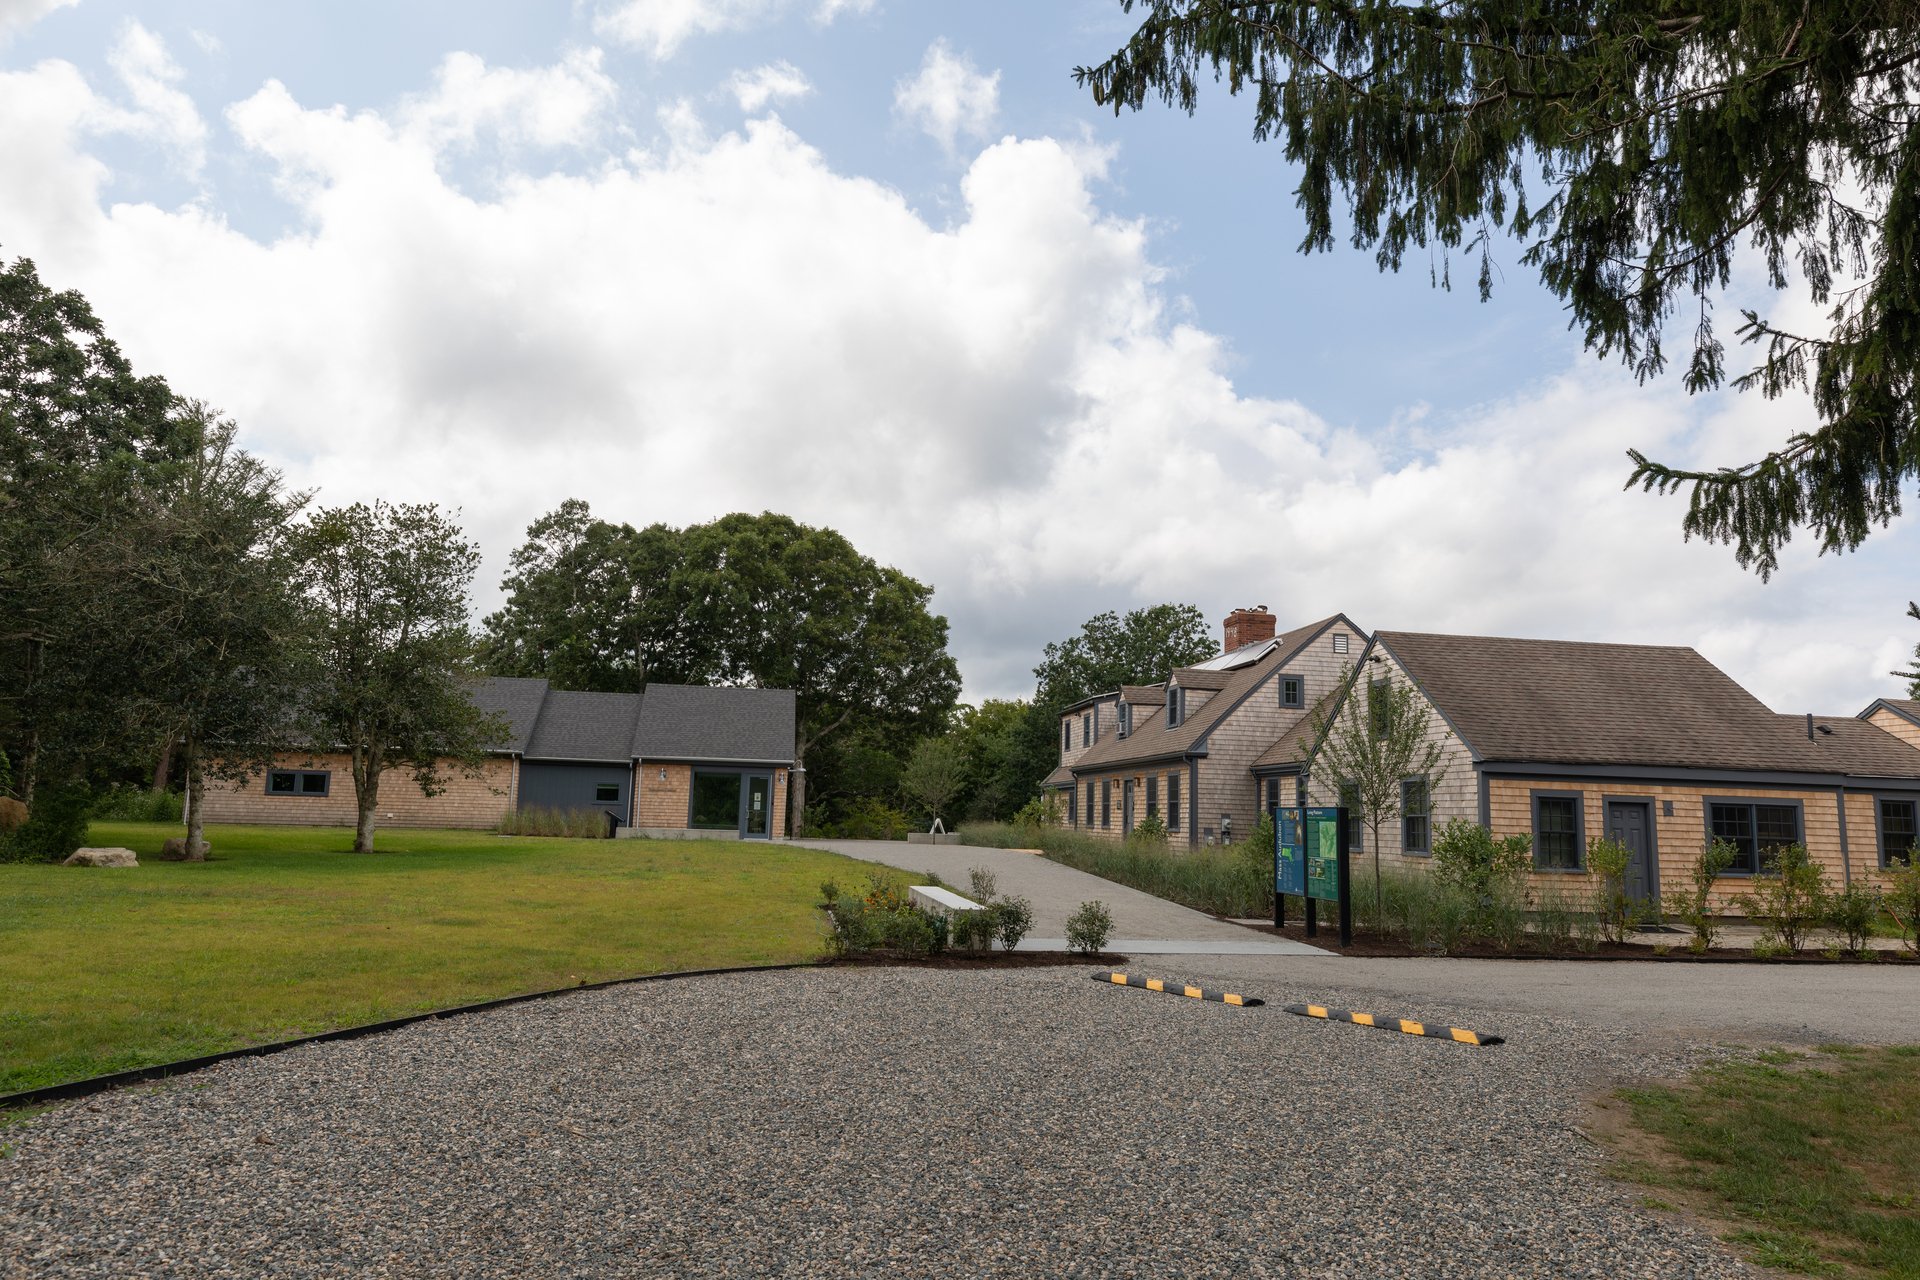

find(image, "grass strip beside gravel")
[1,821,902,1096]
[1611,1045,1920,1278]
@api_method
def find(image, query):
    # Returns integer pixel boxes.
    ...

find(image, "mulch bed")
[1237,921,1918,963]
[826,951,1129,969]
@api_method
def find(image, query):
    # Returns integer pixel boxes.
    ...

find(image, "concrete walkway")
[787,837,1327,956]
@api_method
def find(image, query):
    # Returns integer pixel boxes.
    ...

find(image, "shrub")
[992,895,1034,950]
[90,785,184,823]
[497,805,611,838]
[833,798,914,841]
[1586,836,1635,944]
[0,783,94,864]
[1736,843,1828,954]
[1066,900,1114,954]
[1886,858,1920,955]
[1827,882,1883,955]
[819,871,947,957]
[967,866,999,904]
[951,906,995,951]
[1128,810,1168,845]
[1530,885,1577,951]
[1011,792,1060,835]
[1431,819,1532,901]
[1663,839,1739,953]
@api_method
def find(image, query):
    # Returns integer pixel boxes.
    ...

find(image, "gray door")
[1606,801,1655,904]
[1122,780,1135,836]
[743,775,771,839]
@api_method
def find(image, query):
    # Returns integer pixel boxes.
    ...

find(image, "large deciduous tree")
[128,406,309,857]
[674,512,961,835]
[1032,603,1217,707]
[291,501,503,853]
[1079,3,1920,575]
[0,255,184,808]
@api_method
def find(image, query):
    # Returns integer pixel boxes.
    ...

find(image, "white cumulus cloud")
[0,45,1911,714]
[593,0,868,59]
[105,21,206,175]
[726,61,811,114]
[893,39,1000,155]
[0,0,77,42]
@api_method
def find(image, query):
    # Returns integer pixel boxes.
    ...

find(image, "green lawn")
[1613,1045,1920,1278]
[1,822,898,1096]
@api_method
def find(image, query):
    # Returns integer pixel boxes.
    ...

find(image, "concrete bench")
[909,885,984,920]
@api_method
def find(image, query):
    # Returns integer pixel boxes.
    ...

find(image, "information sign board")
[1305,807,1341,903]
[1274,807,1304,897]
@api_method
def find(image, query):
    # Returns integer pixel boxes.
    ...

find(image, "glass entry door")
[744,775,771,838]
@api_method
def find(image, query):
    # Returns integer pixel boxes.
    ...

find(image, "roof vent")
[1818,724,1834,736]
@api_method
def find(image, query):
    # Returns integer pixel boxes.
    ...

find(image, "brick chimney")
[1223,605,1276,654]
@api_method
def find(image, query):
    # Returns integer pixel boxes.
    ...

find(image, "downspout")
[1836,787,1851,887]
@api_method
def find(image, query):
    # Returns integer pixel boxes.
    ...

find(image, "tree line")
[2,253,1222,855]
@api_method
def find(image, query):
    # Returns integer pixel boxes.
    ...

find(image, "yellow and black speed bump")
[1283,1002,1502,1046]
[1093,972,1263,1007]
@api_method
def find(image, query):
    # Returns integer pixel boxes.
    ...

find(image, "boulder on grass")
[62,847,139,868]
[0,797,25,832]
[158,837,209,862]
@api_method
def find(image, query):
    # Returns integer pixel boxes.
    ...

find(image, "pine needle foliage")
[1077,2,1920,576]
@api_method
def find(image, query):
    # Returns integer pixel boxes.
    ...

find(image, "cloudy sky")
[3,0,1915,712]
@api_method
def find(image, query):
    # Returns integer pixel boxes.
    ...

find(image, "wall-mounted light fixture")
[658,768,667,781]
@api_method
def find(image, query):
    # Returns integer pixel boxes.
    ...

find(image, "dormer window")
[1118,702,1132,738]
[1082,711,1092,746]
[1166,686,1184,729]
[1062,720,1071,752]
[1279,674,1305,709]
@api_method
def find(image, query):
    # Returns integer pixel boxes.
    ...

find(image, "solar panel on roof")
[1189,639,1277,671]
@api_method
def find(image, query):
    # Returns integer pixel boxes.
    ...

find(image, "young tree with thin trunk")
[900,736,965,831]
[289,501,504,853]
[1307,663,1448,921]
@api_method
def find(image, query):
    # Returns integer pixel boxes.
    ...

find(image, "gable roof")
[524,689,646,762]
[1252,690,1341,771]
[1074,615,1353,771]
[472,677,549,754]
[1799,715,1920,779]
[1374,630,1920,777]
[632,684,797,763]
[1120,684,1166,706]
[1860,697,1920,728]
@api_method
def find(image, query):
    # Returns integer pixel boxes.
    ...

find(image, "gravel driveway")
[2,963,1756,1279]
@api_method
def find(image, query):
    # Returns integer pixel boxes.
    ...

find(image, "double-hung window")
[1279,674,1305,709]
[1879,797,1918,867]
[1400,776,1431,855]
[1707,800,1801,874]
[1118,703,1132,738]
[1165,687,1183,729]
[1168,773,1181,830]
[1083,712,1093,746]
[1532,793,1583,870]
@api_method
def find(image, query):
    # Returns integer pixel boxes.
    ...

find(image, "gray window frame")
[1400,775,1432,855]
[1063,720,1071,753]
[1874,794,1919,868]
[1703,797,1805,876]
[1118,702,1132,738]
[1167,772,1181,831]
[1165,687,1183,729]
[1529,789,1586,872]
[1279,674,1305,709]
[1338,782,1362,851]
[1332,632,1349,654]
[266,768,330,798]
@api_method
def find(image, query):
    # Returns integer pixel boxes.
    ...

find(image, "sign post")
[1274,804,1351,946]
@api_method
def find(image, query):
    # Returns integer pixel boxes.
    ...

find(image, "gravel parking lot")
[3,964,1756,1279]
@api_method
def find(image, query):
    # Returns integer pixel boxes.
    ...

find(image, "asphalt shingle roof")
[631,685,797,764]
[1120,685,1166,706]
[1376,630,1920,778]
[471,677,549,754]
[1252,691,1341,771]
[523,689,646,762]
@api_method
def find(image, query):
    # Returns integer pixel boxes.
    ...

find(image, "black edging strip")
[0,961,817,1112]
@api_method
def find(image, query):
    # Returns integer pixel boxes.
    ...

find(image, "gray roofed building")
[632,685,797,764]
